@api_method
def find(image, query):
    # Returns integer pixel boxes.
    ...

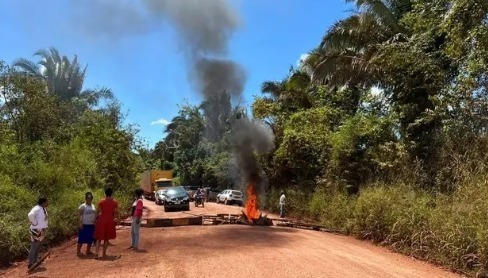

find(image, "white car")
[216,189,243,206]
[154,189,169,205]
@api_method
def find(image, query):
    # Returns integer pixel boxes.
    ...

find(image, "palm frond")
[320,13,389,54]
[261,81,285,97]
[11,58,40,76]
[345,0,405,34]
[79,87,114,106]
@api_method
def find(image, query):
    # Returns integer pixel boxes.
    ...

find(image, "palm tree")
[13,47,87,100]
[12,47,114,114]
[302,0,412,87]
[260,69,313,113]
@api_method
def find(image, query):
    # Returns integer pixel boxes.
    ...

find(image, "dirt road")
[2,200,463,278]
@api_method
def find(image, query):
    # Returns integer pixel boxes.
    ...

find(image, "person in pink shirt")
[129,189,144,250]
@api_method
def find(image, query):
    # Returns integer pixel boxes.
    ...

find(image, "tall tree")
[13,47,86,100]
[303,0,412,86]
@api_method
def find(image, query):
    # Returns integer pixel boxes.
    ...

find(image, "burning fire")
[244,182,260,220]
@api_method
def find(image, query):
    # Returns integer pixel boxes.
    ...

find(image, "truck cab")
[155,178,172,189]
[140,170,174,200]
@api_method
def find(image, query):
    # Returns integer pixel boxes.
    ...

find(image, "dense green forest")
[142,0,488,275]
[0,49,142,266]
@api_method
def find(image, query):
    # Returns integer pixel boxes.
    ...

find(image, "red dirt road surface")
[2,200,464,278]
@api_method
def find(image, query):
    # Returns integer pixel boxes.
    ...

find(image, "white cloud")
[296,53,310,67]
[150,118,171,126]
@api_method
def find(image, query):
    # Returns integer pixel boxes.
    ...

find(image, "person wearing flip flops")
[77,192,96,256]
[27,196,49,270]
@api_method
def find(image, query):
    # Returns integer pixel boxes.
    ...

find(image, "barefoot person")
[77,192,96,256]
[27,196,49,269]
[93,188,118,259]
[129,189,144,250]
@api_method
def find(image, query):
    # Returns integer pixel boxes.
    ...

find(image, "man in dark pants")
[27,196,49,269]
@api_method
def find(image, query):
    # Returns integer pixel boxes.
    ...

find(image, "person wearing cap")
[279,191,286,218]
[27,196,49,269]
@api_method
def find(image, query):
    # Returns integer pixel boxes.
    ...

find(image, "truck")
[139,170,173,200]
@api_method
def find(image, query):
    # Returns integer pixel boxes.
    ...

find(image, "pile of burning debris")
[239,181,273,226]
[239,211,273,226]
[209,182,273,226]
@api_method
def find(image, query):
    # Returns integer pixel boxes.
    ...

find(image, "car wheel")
[224,199,228,205]
[164,206,168,212]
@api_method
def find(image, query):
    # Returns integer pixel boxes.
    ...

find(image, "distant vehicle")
[206,188,222,202]
[163,186,190,212]
[184,185,200,201]
[154,189,169,205]
[216,189,243,206]
[139,170,173,200]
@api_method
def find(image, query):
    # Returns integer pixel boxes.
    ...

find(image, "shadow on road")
[133,249,148,253]
[96,255,121,261]
[28,266,46,274]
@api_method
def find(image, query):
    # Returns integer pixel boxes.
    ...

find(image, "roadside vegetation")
[0,50,141,267]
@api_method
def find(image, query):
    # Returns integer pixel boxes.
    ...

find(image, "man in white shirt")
[279,191,286,218]
[27,196,49,269]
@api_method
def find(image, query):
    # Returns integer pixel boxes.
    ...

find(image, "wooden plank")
[27,252,50,273]
[171,218,190,226]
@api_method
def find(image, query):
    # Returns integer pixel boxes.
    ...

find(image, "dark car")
[206,188,222,202]
[163,186,190,212]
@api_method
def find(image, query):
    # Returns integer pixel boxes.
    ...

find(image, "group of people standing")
[26,187,284,268]
[27,187,145,269]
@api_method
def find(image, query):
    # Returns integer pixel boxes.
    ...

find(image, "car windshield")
[165,187,187,197]
[232,190,242,195]
[156,180,172,188]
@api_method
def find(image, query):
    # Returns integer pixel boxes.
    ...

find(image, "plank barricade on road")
[119,211,340,233]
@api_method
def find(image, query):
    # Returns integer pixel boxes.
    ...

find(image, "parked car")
[154,188,169,205]
[163,186,190,212]
[206,188,222,202]
[216,189,243,206]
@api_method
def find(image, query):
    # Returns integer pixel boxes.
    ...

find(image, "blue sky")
[0,0,352,148]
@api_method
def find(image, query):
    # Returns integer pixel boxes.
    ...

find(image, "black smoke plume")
[232,118,274,187]
[76,0,273,192]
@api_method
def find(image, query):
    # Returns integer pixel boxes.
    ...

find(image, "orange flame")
[244,182,260,220]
